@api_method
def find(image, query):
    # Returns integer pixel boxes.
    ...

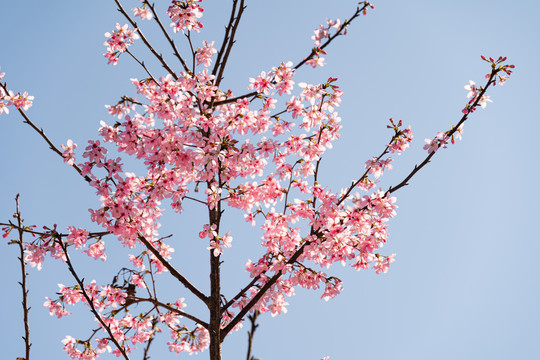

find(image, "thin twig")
[13,194,32,360]
[212,2,373,108]
[142,318,158,360]
[0,222,108,239]
[125,49,159,83]
[114,0,178,80]
[213,0,246,89]
[245,310,260,360]
[0,82,91,182]
[386,70,499,196]
[137,233,209,305]
[56,238,131,360]
[143,1,191,73]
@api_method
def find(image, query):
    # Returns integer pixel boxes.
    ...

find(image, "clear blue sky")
[1,1,539,359]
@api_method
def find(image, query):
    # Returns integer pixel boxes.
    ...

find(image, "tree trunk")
[209,206,222,360]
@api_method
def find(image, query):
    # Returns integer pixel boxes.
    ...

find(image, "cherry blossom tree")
[0,1,514,360]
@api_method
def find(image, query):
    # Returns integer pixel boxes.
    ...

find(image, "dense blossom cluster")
[167,0,204,33]
[103,23,140,65]
[0,1,514,359]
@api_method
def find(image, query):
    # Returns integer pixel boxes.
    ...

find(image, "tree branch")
[13,194,32,360]
[137,233,209,305]
[0,82,92,182]
[56,238,131,360]
[114,0,179,80]
[386,70,499,196]
[142,1,192,74]
[213,0,246,89]
[212,2,373,108]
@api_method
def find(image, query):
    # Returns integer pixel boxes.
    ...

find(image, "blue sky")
[1,1,539,359]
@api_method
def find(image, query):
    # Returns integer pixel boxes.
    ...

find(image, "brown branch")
[212,2,373,108]
[222,238,312,338]
[125,49,159,84]
[213,0,246,89]
[222,276,260,314]
[13,194,31,360]
[56,238,131,360]
[386,70,499,196]
[245,310,260,360]
[223,68,501,337]
[130,296,209,328]
[142,318,158,360]
[0,222,108,239]
[142,1,191,74]
[294,2,372,71]
[211,0,239,80]
[0,82,91,182]
[137,233,209,305]
[336,131,400,206]
[114,0,179,80]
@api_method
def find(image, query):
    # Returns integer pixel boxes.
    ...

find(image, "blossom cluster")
[103,23,139,65]
[167,0,204,33]
[132,3,153,21]
[0,70,34,114]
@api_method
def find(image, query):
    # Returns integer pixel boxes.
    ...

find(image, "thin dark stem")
[114,0,179,80]
[212,2,373,108]
[222,276,260,313]
[142,318,158,360]
[130,296,209,328]
[337,132,399,206]
[56,238,130,360]
[386,70,498,196]
[14,194,31,360]
[246,310,260,360]
[222,239,311,338]
[294,2,371,70]
[0,222,108,239]
[125,49,158,83]
[212,0,238,80]
[137,233,209,305]
[143,1,191,73]
[213,0,246,89]
[0,82,91,182]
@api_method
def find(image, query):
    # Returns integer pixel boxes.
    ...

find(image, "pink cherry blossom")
[60,139,77,166]
[168,0,204,33]
[196,40,217,67]
[83,240,107,261]
[133,6,153,20]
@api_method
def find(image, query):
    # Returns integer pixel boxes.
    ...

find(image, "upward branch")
[212,1,373,108]
[114,0,179,80]
[0,82,91,183]
[387,69,500,196]
[13,194,32,360]
[137,234,209,305]
[56,238,131,360]
[212,0,246,89]
[143,1,192,74]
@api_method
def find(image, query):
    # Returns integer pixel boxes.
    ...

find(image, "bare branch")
[0,82,91,182]
[142,1,192,73]
[13,194,32,360]
[213,0,246,89]
[245,310,260,360]
[56,238,131,360]
[386,70,499,196]
[114,0,179,80]
[137,233,209,305]
[212,2,373,108]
